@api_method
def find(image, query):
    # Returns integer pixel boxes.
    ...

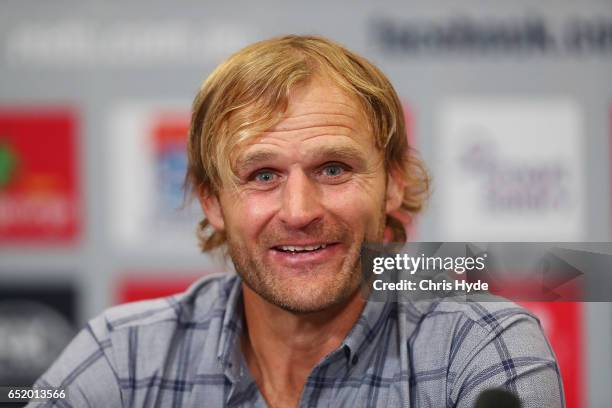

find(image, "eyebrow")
[305,145,368,164]
[235,145,369,172]
[236,150,279,171]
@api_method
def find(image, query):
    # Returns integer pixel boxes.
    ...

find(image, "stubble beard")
[226,208,387,314]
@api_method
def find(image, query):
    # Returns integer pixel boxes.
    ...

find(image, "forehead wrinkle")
[283,100,360,113]
[264,124,357,137]
[270,112,361,133]
[236,136,372,170]
[234,135,371,170]
[295,132,357,144]
[235,120,374,170]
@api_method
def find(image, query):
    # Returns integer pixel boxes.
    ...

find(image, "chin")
[270,295,346,315]
[259,275,361,314]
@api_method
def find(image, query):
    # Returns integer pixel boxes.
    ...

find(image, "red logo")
[0,109,80,243]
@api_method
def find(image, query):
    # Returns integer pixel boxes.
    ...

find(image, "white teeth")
[279,244,328,252]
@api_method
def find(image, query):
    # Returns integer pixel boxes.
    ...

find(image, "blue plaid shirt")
[28,274,563,407]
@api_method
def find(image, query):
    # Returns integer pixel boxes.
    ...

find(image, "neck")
[240,283,366,408]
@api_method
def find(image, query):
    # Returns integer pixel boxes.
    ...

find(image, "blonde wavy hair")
[185,35,429,252]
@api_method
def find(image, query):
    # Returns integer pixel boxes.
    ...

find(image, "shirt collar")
[216,276,423,377]
[341,296,392,363]
[342,291,423,364]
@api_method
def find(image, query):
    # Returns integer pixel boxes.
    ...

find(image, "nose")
[278,169,324,229]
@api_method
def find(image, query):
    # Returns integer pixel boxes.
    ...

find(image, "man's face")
[202,77,402,313]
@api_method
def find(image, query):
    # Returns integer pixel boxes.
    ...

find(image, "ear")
[198,186,225,231]
[385,167,405,214]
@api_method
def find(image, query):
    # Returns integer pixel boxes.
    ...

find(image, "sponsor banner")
[0,109,80,244]
[437,99,584,241]
[108,104,201,254]
[115,273,204,303]
[0,281,77,387]
[4,20,255,68]
[372,15,612,57]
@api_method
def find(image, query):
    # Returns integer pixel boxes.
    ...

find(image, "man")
[28,35,563,407]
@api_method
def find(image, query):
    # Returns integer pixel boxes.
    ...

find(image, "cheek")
[225,192,279,239]
[322,182,386,225]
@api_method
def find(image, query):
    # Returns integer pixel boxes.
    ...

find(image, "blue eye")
[322,164,344,177]
[254,170,276,183]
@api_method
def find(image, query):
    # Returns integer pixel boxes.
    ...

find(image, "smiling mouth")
[273,243,336,253]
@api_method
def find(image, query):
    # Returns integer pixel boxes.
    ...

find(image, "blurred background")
[0,0,611,406]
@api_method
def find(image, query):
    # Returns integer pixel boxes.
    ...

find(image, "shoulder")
[34,273,239,399]
[401,297,554,376]
[405,297,551,364]
[403,298,562,406]
[404,296,542,341]
[91,272,238,336]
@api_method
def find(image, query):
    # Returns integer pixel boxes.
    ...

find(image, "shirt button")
[351,355,359,365]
